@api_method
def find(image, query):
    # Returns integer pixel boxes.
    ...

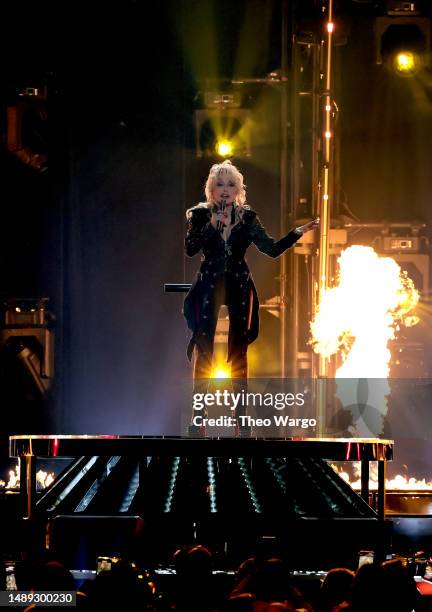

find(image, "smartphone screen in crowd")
[96,556,112,575]
[358,550,374,569]
[5,562,17,591]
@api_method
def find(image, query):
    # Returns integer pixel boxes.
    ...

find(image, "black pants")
[193,273,248,405]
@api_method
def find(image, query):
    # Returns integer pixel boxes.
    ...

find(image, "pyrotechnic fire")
[331,462,432,491]
[37,470,55,488]
[2,464,20,489]
[311,246,419,435]
[312,245,419,376]
[0,460,55,490]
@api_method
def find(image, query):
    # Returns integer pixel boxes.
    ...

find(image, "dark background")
[0,0,431,475]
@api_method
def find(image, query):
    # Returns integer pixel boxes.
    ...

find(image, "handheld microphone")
[217,199,227,233]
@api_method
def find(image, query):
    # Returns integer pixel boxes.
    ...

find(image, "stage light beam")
[213,366,230,379]
[215,140,234,157]
[394,51,417,74]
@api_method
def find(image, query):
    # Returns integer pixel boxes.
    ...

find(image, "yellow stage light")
[213,367,230,379]
[215,140,234,157]
[395,51,416,72]
[394,51,417,75]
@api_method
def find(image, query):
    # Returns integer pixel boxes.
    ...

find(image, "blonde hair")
[204,160,246,206]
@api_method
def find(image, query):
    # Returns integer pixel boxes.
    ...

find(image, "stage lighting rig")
[372,223,430,377]
[6,85,48,173]
[374,1,431,75]
[372,224,429,295]
[194,90,252,159]
[0,297,54,397]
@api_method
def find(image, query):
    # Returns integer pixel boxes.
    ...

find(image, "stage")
[3,435,394,568]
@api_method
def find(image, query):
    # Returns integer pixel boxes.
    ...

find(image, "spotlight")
[0,298,54,397]
[7,338,50,396]
[394,50,418,74]
[6,85,48,173]
[374,9,430,76]
[194,91,251,158]
[215,140,234,158]
[212,367,230,379]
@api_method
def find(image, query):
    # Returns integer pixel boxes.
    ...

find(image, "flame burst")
[0,460,55,490]
[331,462,432,491]
[311,246,419,435]
[37,470,55,488]
[312,246,419,376]
[4,464,20,489]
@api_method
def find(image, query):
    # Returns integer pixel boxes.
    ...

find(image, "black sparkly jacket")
[183,203,302,361]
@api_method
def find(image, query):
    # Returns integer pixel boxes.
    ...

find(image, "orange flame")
[331,462,432,491]
[311,246,419,436]
[311,246,419,376]
[0,460,55,490]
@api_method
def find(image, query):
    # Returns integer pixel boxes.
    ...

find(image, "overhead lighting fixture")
[194,91,252,158]
[1,298,54,397]
[374,6,430,76]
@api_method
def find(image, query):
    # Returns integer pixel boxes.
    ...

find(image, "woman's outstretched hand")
[296,218,320,234]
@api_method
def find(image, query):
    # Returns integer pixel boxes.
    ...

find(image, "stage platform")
[9,434,393,459]
[4,435,395,567]
[10,435,393,520]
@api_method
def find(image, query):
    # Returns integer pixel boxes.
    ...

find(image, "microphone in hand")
[216,199,227,232]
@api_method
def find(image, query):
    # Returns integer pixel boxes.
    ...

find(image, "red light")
[345,442,351,460]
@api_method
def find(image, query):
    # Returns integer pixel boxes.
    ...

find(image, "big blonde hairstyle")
[204,160,247,206]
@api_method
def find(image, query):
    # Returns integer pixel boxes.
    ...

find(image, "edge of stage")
[9,434,393,460]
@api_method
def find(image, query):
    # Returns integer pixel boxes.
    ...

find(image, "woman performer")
[184,160,319,436]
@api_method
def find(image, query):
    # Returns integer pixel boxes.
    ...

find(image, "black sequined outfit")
[183,203,301,382]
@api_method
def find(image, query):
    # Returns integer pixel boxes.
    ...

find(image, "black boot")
[234,413,252,438]
[187,423,206,438]
[238,422,252,438]
[232,377,251,438]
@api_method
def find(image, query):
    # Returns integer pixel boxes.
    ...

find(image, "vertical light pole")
[317,0,335,378]
[314,0,336,434]
[280,0,289,378]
